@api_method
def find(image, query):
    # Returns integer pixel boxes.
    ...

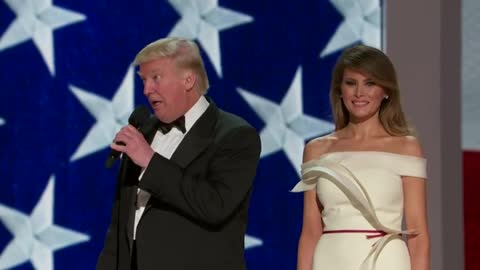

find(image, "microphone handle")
[105,114,156,169]
[105,142,126,168]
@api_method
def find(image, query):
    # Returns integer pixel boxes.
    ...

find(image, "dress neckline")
[313,150,426,161]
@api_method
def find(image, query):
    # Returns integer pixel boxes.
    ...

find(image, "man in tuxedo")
[96,37,261,270]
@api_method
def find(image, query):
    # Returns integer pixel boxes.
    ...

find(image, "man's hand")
[110,125,154,168]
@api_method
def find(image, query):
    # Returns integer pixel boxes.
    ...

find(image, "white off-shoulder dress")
[292,151,427,270]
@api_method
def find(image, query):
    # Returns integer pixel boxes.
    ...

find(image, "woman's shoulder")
[390,135,424,158]
[306,133,339,149]
[303,133,338,161]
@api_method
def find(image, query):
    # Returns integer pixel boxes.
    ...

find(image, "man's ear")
[184,71,196,91]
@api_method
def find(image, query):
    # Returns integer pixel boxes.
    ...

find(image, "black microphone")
[105,105,151,168]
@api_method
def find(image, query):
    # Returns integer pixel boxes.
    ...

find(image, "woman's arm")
[403,176,430,270]
[402,137,430,270]
[297,189,323,270]
[297,138,330,270]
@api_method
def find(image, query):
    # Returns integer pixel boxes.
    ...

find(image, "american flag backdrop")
[0,0,382,269]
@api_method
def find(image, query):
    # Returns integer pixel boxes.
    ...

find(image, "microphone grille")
[128,105,151,127]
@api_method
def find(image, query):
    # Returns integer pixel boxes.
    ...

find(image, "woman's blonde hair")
[330,45,411,136]
[134,37,209,94]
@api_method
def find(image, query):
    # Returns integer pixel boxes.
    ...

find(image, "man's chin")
[154,113,172,123]
[153,112,165,121]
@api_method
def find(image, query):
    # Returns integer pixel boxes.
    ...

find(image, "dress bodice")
[293,151,426,231]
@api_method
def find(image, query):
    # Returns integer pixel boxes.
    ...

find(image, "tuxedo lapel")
[120,160,140,253]
[121,115,160,253]
[125,182,137,253]
[125,115,161,242]
[170,99,218,168]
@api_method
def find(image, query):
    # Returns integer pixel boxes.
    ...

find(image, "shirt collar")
[183,95,209,133]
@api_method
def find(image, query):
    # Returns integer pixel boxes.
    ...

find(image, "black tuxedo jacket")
[97,100,261,270]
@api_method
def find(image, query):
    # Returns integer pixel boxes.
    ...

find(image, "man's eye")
[366,81,376,86]
[153,75,161,81]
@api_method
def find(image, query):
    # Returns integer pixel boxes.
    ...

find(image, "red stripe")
[323,229,387,239]
[464,151,480,270]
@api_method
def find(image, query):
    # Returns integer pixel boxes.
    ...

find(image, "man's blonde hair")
[134,37,209,94]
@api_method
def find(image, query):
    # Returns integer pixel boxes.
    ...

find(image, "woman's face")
[340,68,387,122]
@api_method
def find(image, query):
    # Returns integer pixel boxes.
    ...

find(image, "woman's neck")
[342,116,388,140]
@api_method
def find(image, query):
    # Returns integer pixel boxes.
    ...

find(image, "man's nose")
[143,80,152,96]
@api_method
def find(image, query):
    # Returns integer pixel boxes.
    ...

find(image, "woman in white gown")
[294,45,430,270]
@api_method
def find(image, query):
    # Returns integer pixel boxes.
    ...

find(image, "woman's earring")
[384,95,389,100]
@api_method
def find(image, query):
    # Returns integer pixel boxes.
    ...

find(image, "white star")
[320,0,380,57]
[69,66,135,162]
[0,0,86,75]
[244,234,263,250]
[237,67,334,176]
[0,118,5,126]
[0,175,89,270]
[168,0,253,77]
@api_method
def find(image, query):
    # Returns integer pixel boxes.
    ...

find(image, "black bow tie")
[158,116,186,134]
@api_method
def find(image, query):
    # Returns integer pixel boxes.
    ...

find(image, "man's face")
[138,57,190,123]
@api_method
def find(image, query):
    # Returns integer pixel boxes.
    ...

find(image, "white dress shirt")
[133,96,209,239]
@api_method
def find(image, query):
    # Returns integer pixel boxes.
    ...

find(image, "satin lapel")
[125,179,137,253]
[121,158,143,252]
[170,99,218,168]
